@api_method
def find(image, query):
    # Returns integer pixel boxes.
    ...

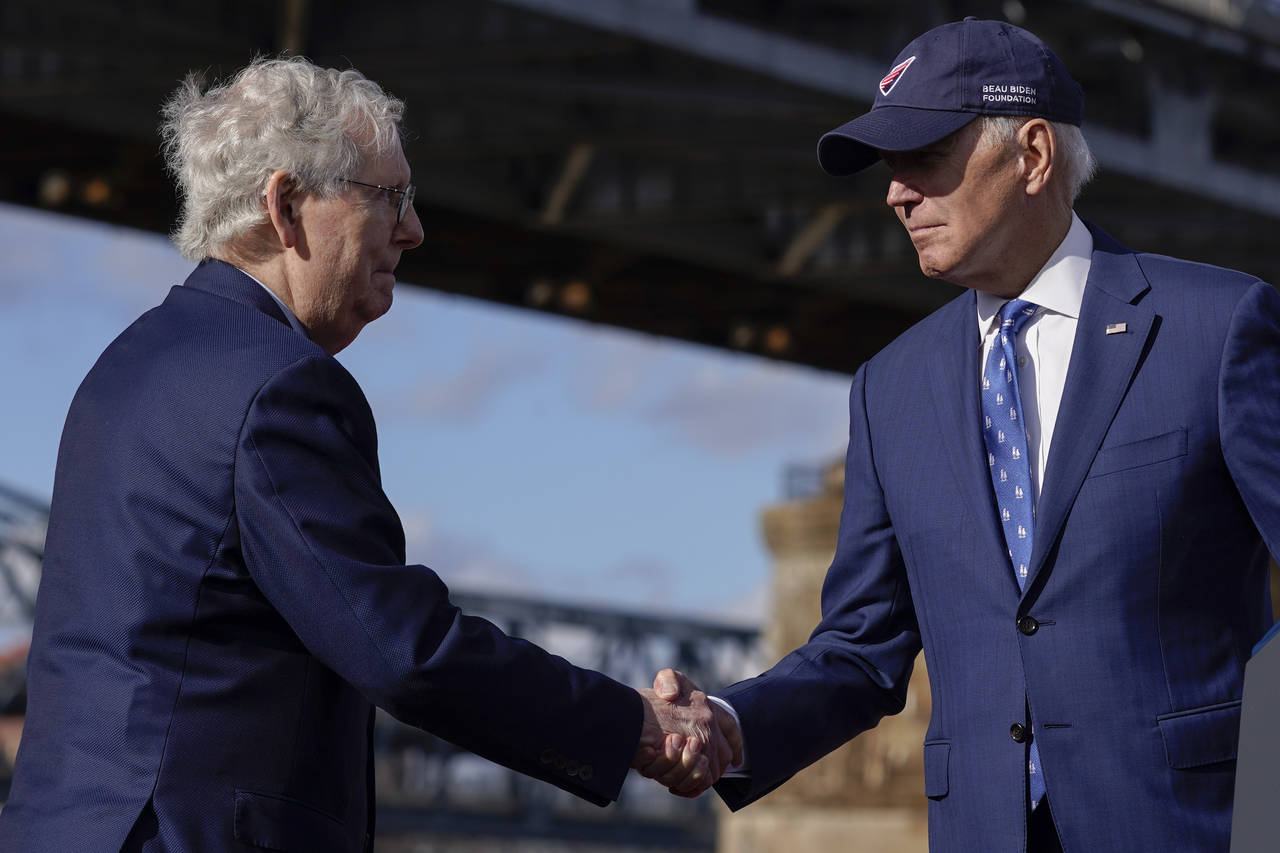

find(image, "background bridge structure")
[0,482,765,850]
[4,0,1280,375]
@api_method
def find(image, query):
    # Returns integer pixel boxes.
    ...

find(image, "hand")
[631,669,744,797]
[653,669,743,778]
[631,704,710,796]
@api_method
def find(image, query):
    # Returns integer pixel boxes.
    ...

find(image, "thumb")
[653,668,682,701]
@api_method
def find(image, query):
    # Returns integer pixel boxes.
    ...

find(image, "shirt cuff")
[708,695,749,777]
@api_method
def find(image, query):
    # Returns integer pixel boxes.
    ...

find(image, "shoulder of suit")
[161,284,326,368]
[117,284,366,418]
[1129,250,1267,295]
[867,290,973,369]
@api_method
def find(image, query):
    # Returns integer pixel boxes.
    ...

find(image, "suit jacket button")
[579,764,594,781]
[540,749,556,765]
[1017,616,1039,636]
[566,760,580,777]
[554,754,567,769]
[1010,723,1028,743]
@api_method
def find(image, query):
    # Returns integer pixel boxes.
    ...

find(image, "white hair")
[160,56,405,261]
[977,115,1098,203]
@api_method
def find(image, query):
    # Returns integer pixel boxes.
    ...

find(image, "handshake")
[631,668,743,798]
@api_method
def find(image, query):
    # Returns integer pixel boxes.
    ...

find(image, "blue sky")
[0,201,853,627]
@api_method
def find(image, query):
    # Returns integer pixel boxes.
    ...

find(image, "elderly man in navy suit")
[652,18,1280,852]
[0,57,736,852]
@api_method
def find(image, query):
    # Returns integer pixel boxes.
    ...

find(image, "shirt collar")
[976,212,1093,335]
[238,267,309,336]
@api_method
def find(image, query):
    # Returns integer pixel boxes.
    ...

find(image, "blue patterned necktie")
[981,298,1046,809]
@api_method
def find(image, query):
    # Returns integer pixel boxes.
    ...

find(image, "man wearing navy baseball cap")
[649,16,1280,853]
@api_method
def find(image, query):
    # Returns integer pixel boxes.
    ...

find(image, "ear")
[263,169,301,249]
[1018,119,1055,197]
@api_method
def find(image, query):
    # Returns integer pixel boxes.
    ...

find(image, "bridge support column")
[718,462,930,853]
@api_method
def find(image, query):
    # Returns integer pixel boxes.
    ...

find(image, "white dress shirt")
[714,213,1094,777]
[975,213,1092,503]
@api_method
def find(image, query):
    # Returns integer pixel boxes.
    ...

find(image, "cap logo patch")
[879,56,916,96]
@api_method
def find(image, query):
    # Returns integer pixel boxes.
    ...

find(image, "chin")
[359,292,394,322]
[917,259,949,280]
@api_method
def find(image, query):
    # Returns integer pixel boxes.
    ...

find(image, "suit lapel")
[928,292,1017,589]
[1025,228,1155,591]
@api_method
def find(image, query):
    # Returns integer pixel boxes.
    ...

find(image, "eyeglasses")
[340,178,416,223]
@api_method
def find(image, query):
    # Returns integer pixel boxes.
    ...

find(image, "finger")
[659,734,698,786]
[659,754,703,791]
[669,779,711,799]
[693,736,723,791]
[656,734,703,789]
[665,732,684,763]
[653,668,682,701]
[697,729,726,783]
[630,744,657,769]
[669,738,711,795]
[639,732,685,778]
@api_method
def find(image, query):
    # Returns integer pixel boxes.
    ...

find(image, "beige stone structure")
[719,463,929,853]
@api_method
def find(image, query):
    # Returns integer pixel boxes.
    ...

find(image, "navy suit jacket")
[716,225,1280,852]
[1,260,641,852]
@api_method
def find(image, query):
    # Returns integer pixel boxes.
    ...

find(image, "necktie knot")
[999,298,1038,337]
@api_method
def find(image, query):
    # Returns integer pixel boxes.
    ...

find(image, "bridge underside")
[4,0,1279,375]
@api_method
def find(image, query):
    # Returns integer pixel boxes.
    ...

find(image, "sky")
[0,201,853,630]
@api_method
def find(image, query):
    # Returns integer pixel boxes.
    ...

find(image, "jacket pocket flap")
[1156,700,1241,769]
[234,789,348,853]
[923,741,950,799]
[1088,428,1187,479]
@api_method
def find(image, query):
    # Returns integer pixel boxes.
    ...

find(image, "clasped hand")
[631,668,743,797]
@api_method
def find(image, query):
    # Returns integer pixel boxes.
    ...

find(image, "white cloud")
[402,517,539,596]
[0,206,71,308]
[557,324,852,458]
[647,360,850,456]
[401,513,749,620]
[0,204,187,317]
[568,329,672,413]
[404,345,551,423]
[90,227,191,311]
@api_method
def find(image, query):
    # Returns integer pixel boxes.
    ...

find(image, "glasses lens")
[399,185,416,223]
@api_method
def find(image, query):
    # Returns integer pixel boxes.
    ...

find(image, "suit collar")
[181,259,310,338]
[1077,221,1150,304]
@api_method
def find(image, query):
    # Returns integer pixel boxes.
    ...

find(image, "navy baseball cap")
[818,17,1084,176]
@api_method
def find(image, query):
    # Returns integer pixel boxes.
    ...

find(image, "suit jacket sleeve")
[715,363,922,809]
[232,352,641,804]
[1220,281,1280,562]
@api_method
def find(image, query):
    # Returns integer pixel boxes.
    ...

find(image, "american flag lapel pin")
[1106,322,1128,335]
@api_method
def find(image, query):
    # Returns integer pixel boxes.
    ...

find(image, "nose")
[885,177,922,210]
[395,203,424,249]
